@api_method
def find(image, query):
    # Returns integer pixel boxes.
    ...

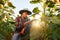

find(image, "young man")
[12,9,32,40]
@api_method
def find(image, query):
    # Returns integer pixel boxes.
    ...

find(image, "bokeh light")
[32,20,41,28]
[35,14,41,19]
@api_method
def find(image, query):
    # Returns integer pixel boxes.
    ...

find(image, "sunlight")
[35,14,41,19]
[32,20,41,28]
[28,14,41,28]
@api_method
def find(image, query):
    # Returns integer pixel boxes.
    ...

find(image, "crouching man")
[12,9,32,40]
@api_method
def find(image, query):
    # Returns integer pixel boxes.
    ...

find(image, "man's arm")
[15,16,20,28]
[24,19,36,26]
[20,21,31,34]
[20,19,36,34]
[20,19,31,34]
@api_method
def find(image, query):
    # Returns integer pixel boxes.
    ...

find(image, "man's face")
[22,12,28,18]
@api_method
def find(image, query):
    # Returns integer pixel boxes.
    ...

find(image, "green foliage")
[32,7,40,14]
[46,15,60,40]
[57,14,60,19]
[0,0,5,5]
[30,0,60,40]
[55,7,60,13]
[0,0,16,40]
[30,0,41,4]
[7,2,16,9]
[45,1,55,8]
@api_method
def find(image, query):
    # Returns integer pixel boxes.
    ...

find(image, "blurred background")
[0,0,60,40]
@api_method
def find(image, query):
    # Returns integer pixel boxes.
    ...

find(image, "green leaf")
[30,0,41,4]
[45,1,55,8]
[32,7,40,14]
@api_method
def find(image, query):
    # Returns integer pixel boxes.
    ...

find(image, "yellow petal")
[0,4,4,9]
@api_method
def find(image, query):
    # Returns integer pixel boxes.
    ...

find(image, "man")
[12,9,32,40]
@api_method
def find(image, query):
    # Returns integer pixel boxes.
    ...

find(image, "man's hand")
[20,28,24,35]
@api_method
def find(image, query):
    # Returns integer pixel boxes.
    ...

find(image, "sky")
[10,0,43,19]
[10,0,37,14]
